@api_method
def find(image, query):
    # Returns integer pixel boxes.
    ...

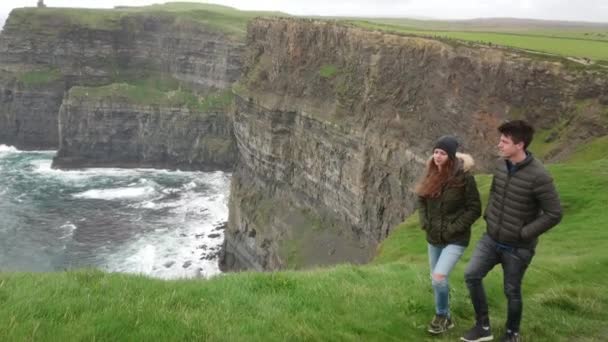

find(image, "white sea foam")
[31,159,211,184]
[32,159,144,180]
[58,222,77,240]
[0,144,20,154]
[73,186,158,200]
[104,172,230,279]
[105,220,225,279]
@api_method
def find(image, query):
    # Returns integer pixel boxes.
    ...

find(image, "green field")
[352,19,608,62]
[360,17,608,40]
[0,148,606,340]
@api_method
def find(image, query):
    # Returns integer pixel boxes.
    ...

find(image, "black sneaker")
[500,331,521,342]
[427,314,454,334]
[460,323,493,341]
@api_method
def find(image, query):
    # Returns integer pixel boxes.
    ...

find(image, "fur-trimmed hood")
[426,152,475,173]
[456,152,475,172]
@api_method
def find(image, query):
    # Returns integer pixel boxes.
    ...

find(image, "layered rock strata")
[0,8,243,152]
[53,86,236,171]
[221,18,607,270]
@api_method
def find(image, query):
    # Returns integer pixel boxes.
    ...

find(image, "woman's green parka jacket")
[418,153,481,246]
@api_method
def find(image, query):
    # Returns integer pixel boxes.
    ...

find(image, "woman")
[415,135,481,335]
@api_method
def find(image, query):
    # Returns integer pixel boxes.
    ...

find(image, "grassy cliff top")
[0,150,606,340]
[5,4,607,61]
[69,82,233,112]
[351,19,608,62]
[357,17,608,40]
[5,2,287,39]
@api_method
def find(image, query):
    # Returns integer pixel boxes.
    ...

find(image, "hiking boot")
[460,323,493,341]
[500,331,521,342]
[427,314,454,334]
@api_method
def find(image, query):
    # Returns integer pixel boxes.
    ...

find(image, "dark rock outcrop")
[52,85,236,170]
[0,71,64,149]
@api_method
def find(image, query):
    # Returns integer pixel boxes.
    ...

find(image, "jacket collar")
[505,151,534,174]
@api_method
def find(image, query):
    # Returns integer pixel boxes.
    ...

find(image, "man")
[461,120,563,342]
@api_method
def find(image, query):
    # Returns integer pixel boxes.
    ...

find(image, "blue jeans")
[428,243,466,316]
[464,233,535,332]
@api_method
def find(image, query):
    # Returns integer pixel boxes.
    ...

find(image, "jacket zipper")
[497,171,512,242]
[439,185,447,244]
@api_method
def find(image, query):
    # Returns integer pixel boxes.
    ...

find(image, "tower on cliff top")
[37,0,46,8]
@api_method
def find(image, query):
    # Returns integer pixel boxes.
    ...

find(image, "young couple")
[415,120,562,342]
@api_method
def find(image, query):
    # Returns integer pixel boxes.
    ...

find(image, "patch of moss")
[319,64,338,78]
[529,128,560,159]
[334,64,362,116]
[70,79,232,112]
[110,70,179,89]
[18,68,62,87]
[199,89,234,112]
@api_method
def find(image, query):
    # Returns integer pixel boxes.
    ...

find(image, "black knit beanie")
[433,135,459,160]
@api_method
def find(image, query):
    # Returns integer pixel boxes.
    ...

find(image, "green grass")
[7,7,126,31]
[528,99,608,160]
[363,18,608,42]
[198,89,235,112]
[1,157,607,340]
[138,2,286,38]
[528,128,560,159]
[352,20,608,61]
[17,67,62,87]
[6,2,287,39]
[127,74,183,92]
[319,64,338,78]
[69,83,233,112]
[566,136,608,163]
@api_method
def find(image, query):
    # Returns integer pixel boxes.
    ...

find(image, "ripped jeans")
[428,243,466,316]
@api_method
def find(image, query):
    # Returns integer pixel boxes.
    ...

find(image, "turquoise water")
[0,145,230,279]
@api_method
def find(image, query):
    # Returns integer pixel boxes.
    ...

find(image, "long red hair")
[415,157,457,198]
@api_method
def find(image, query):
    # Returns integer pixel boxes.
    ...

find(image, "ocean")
[0,145,230,279]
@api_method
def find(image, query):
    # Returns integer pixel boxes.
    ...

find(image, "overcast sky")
[1,0,608,28]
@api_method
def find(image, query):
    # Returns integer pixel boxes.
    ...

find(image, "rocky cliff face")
[53,85,236,170]
[0,70,64,149]
[0,9,243,89]
[0,8,243,152]
[221,95,422,270]
[221,18,608,271]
